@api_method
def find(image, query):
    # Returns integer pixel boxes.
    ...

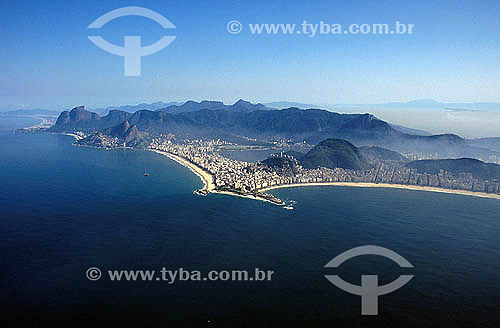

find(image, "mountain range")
[158,99,271,114]
[91,102,182,116]
[90,99,271,116]
[51,106,131,131]
[48,100,500,159]
[262,141,500,182]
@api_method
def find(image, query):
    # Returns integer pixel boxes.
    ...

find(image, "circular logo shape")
[87,6,177,76]
[324,245,414,315]
[86,267,102,281]
[227,20,243,34]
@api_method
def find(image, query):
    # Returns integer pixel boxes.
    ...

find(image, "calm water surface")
[1,129,499,327]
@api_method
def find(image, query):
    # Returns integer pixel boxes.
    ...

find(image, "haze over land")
[36,99,500,202]
[5,98,500,138]
[273,99,500,138]
[2,0,500,139]
[3,1,500,326]
[38,100,500,164]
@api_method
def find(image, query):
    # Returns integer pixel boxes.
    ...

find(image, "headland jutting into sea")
[44,132,500,206]
[153,147,500,204]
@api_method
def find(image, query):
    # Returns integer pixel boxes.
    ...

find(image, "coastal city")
[17,119,500,204]
[148,136,500,204]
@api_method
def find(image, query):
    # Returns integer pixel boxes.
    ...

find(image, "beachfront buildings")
[149,137,500,196]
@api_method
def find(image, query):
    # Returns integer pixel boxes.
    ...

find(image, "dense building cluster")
[150,138,283,191]
[150,137,500,195]
[75,132,124,148]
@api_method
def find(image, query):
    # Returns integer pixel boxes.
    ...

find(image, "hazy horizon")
[3,2,500,326]
[2,0,500,109]
[4,97,500,111]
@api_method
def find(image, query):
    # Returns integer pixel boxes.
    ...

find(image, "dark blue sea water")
[1,127,500,327]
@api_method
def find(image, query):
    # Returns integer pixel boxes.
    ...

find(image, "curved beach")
[149,149,215,191]
[150,148,500,202]
[149,149,284,205]
[260,182,500,200]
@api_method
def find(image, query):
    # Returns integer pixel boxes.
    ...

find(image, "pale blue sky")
[1,0,500,109]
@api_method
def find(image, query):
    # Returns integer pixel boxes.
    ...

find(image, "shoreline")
[148,149,216,191]
[260,182,500,200]
[61,137,500,204]
[149,149,284,205]
[24,115,57,130]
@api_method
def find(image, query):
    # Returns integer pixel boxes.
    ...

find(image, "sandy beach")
[260,182,500,200]
[150,149,286,205]
[149,149,215,191]
[149,149,500,203]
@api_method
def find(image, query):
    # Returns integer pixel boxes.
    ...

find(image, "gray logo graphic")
[87,6,176,76]
[324,245,413,315]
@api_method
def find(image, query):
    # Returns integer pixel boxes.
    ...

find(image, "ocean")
[1,125,500,327]
[0,116,42,132]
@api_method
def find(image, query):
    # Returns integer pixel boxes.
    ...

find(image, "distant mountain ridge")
[50,101,500,159]
[263,101,326,110]
[335,99,500,112]
[92,102,182,115]
[157,99,271,114]
[406,158,500,181]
